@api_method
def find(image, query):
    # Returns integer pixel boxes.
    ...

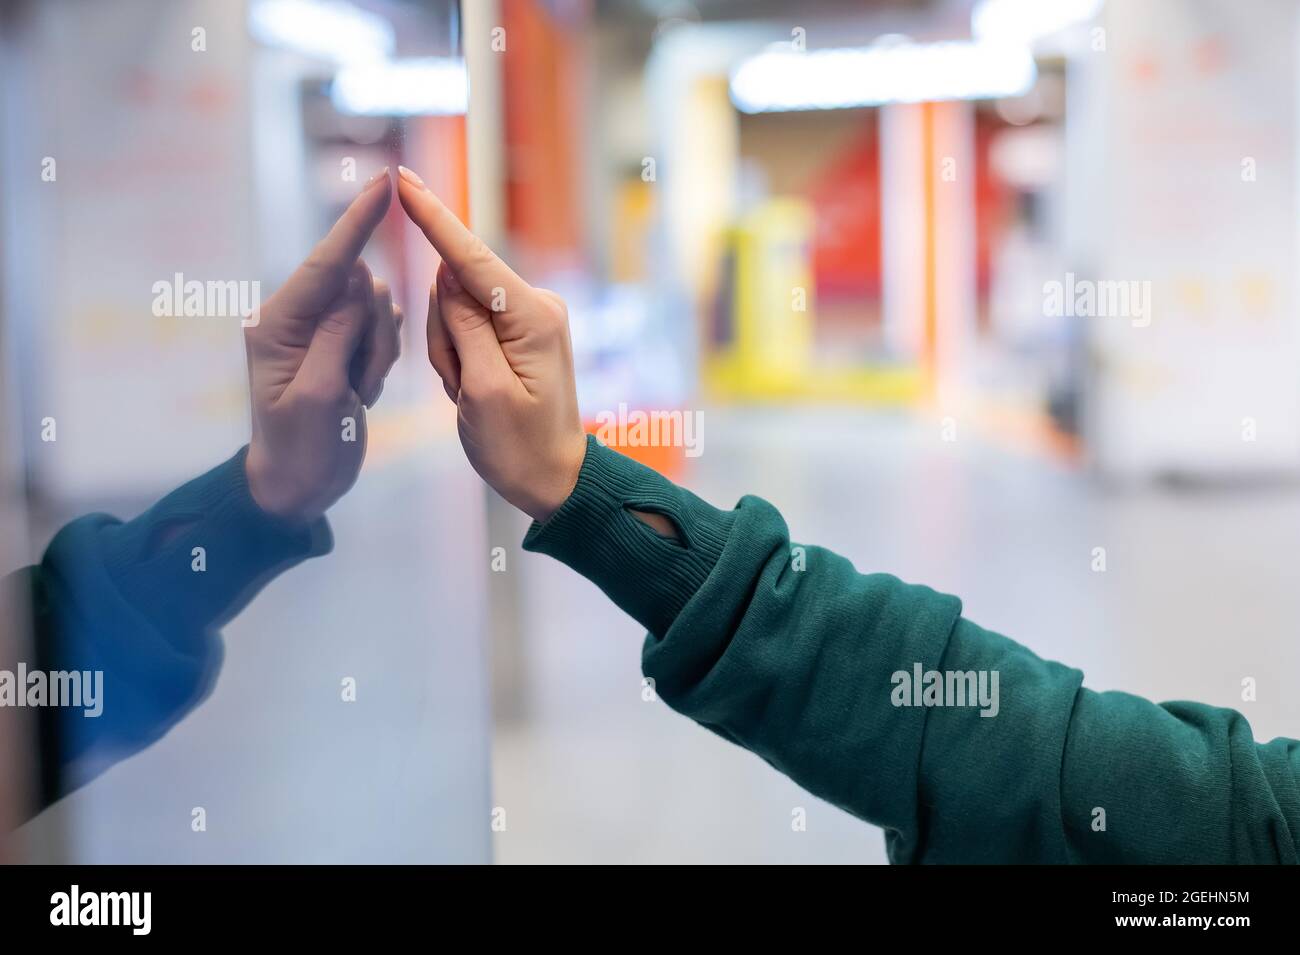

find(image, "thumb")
[292,265,372,402]
[435,261,514,389]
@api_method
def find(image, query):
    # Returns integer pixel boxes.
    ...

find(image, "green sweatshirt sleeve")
[523,436,1300,864]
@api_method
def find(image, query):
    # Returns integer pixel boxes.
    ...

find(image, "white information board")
[1081,0,1300,479]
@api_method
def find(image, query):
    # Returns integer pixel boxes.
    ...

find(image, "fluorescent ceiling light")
[249,0,395,65]
[331,58,469,116]
[730,40,1037,113]
[972,0,1104,48]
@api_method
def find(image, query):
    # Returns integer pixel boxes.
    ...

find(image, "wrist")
[523,431,589,523]
[245,442,317,525]
[521,437,737,637]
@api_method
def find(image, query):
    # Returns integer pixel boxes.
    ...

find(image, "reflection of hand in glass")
[246,169,400,523]
[11,173,400,819]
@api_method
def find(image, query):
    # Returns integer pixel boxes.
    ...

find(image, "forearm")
[524,437,1300,863]
[523,437,968,852]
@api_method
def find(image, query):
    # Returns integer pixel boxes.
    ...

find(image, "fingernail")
[398,165,426,189]
[364,166,390,191]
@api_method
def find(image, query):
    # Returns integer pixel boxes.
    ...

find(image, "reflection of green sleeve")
[525,436,1300,863]
[23,446,330,811]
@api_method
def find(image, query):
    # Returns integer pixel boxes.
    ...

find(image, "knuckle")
[538,290,568,319]
[461,377,510,407]
[533,292,569,337]
[301,251,327,274]
[338,263,371,303]
[298,377,352,409]
[427,339,458,376]
[465,235,496,271]
[450,307,491,334]
[317,310,356,337]
[301,253,338,285]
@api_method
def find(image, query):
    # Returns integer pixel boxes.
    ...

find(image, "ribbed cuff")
[97,446,332,637]
[522,436,736,636]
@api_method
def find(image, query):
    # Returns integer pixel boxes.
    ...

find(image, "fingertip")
[351,169,392,219]
[437,260,463,293]
[398,172,453,229]
[395,176,430,225]
[398,165,426,190]
[364,166,391,200]
[345,260,373,297]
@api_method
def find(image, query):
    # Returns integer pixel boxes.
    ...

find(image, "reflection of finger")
[397,165,530,310]
[292,262,372,402]
[355,280,400,407]
[426,282,461,401]
[276,172,391,317]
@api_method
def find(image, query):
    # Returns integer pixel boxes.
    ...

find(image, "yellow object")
[706,198,921,403]
[710,199,812,387]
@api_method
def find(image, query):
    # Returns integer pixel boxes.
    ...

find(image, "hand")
[396,165,586,522]
[244,170,402,523]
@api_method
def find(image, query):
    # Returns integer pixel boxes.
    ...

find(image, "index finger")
[277,169,393,315]
[396,164,531,309]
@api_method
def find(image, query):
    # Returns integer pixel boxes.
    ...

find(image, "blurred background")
[3,0,1300,863]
